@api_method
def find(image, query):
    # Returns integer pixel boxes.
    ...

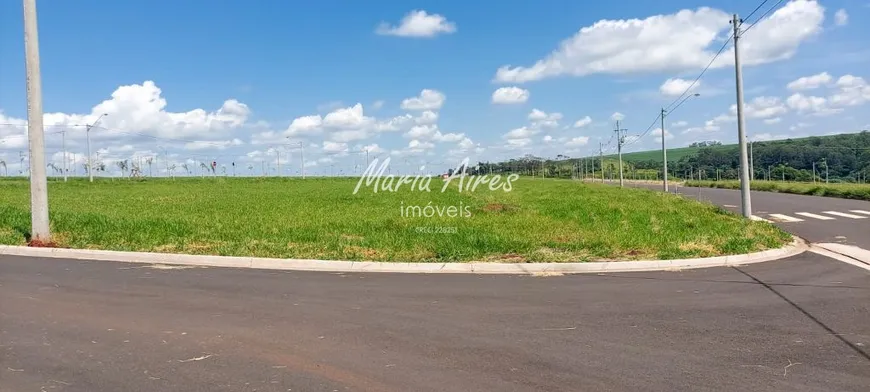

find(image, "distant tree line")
[461,132,870,183]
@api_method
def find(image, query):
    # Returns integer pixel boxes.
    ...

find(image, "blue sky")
[1,0,869,176]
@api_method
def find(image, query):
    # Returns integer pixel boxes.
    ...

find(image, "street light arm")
[668,93,701,115]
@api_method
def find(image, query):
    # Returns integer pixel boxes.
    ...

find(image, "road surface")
[1,253,869,391]
[627,182,870,249]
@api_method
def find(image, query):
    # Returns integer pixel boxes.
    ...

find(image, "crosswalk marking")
[769,214,804,222]
[850,210,870,215]
[750,215,772,223]
[795,212,836,220]
[823,211,867,219]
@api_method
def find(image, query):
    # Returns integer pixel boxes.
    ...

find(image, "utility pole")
[823,158,829,183]
[732,13,752,218]
[23,0,50,242]
[276,148,281,177]
[812,161,816,183]
[85,113,108,183]
[749,140,754,181]
[660,108,668,192]
[598,143,604,183]
[61,130,67,182]
[614,120,627,187]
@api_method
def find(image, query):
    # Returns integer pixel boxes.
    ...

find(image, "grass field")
[686,180,870,201]
[0,177,789,262]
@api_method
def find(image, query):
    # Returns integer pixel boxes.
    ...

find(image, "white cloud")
[506,138,533,147]
[834,9,848,26]
[408,139,435,150]
[358,143,384,154]
[763,117,782,124]
[457,137,475,150]
[414,110,439,125]
[493,1,823,83]
[329,129,370,143]
[404,124,439,139]
[671,120,688,128]
[542,135,553,142]
[573,116,592,128]
[376,10,457,38]
[432,131,465,142]
[503,126,539,139]
[371,100,385,110]
[183,139,243,151]
[400,89,446,111]
[651,128,674,142]
[322,141,348,153]
[565,136,590,147]
[322,103,372,129]
[611,112,625,122]
[786,93,840,116]
[660,78,699,96]
[830,75,870,106]
[286,115,323,136]
[732,96,787,119]
[786,72,832,91]
[528,109,562,128]
[491,87,530,104]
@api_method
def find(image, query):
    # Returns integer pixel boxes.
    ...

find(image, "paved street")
[627,182,870,249]
[2,253,869,391]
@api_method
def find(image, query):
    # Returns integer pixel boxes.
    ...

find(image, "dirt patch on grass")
[153,244,179,253]
[481,203,516,213]
[28,238,58,248]
[678,241,718,255]
[484,253,527,263]
[343,245,384,259]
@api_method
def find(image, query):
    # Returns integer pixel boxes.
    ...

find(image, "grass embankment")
[0,177,789,262]
[686,180,870,201]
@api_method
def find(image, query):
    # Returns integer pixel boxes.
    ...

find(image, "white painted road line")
[723,204,738,208]
[750,215,772,223]
[795,212,836,221]
[850,210,870,215]
[769,214,804,223]
[823,211,868,219]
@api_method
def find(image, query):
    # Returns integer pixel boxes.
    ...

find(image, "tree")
[0,160,6,176]
[146,157,154,177]
[116,160,129,178]
[181,163,190,175]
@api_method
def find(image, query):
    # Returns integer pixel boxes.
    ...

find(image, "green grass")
[0,177,789,262]
[686,180,870,201]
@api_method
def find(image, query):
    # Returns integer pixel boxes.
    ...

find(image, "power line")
[743,0,770,22]
[742,0,785,34]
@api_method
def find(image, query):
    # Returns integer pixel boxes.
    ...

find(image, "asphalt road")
[627,182,870,249]
[2,254,869,391]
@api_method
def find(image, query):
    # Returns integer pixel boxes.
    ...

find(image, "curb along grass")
[0,237,807,275]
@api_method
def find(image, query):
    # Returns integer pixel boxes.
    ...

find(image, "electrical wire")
[742,0,785,34]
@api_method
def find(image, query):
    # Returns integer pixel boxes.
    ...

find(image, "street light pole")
[661,93,700,192]
[22,0,50,242]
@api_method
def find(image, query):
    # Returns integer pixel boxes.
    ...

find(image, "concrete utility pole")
[660,108,668,192]
[23,0,50,242]
[86,113,108,183]
[749,140,754,181]
[598,143,604,183]
[61,130,67,182]
[812,161,816,183]
[732,13,752,218]
[614,121,627,187]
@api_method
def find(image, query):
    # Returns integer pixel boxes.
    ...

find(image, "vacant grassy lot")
[686,180,870,201]
[0,177,788,262]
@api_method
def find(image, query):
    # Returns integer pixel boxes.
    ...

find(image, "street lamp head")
[693,93,701,97]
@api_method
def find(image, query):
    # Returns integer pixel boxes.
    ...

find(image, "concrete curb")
[0,237,807,275]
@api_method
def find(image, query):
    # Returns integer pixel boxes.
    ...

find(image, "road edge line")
[0,237,807,275]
